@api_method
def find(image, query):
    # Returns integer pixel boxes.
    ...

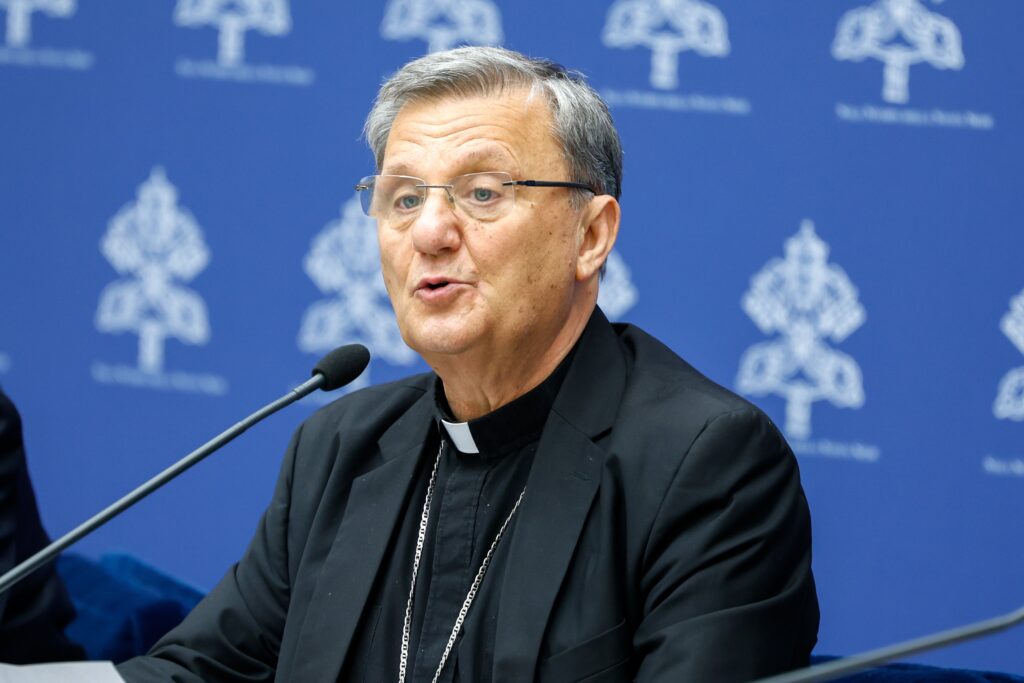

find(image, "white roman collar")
[440,419,480,454]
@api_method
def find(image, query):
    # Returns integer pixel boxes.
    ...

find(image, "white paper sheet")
[0,661,123,682]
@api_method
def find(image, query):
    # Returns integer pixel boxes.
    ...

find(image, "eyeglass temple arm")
[507,180,597,193]
[355,179,597,193]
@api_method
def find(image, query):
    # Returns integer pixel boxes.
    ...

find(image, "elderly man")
[119,47,818,682]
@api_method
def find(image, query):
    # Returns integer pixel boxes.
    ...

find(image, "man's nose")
[410,187,462,255]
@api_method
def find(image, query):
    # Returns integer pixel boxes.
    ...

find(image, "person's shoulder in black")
[0,388,85,663]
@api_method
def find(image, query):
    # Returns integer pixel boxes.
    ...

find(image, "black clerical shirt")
[341,357,572,683]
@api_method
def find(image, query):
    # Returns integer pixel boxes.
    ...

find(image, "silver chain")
[397,439,527,683]
[399,441,442,683]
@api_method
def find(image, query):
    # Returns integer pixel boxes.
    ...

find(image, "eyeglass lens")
[358,172,515,226]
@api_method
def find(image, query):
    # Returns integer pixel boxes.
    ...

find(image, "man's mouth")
[416,276,462,293]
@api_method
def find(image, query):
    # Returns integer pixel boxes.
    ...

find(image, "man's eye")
[395,193,422,210]
[468,187,505,202]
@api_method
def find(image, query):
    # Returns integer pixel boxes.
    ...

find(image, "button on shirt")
[341,356,572,683]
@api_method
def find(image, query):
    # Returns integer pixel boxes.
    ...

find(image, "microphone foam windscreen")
[312,344,371,391]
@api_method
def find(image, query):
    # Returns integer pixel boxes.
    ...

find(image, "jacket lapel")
[493,309,628,682]
[288,388,436,681]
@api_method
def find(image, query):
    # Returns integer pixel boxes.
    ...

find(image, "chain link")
[398,441,443,683]
[397,439,527,683]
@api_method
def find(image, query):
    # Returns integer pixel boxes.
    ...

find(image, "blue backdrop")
[2,0,1021,673]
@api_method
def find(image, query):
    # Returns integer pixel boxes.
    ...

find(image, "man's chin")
[404,324,482,361]
[409,337,476,359]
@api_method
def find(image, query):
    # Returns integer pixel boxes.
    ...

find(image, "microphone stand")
[0,373,325,597]
[754,604,1024,683]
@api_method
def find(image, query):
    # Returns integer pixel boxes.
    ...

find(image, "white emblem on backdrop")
[600,0,748,116]
[597,250,638,320]
[92,167,227,396]
[833,0,962,104]
[298,195,418,398]
[381,0,503,53]
[173,0,313,86]
[603,0,728,91]
[832,1,991,130]
[737,220,878,462]
[993,289,1024,422]
[0,0,93,70]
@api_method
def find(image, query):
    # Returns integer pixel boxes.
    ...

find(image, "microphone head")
[312,344,371,391]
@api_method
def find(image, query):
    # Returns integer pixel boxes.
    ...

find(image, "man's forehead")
[389,90,546,135]
[402,85,544,117]
[381,90,559,172]
[383,146,516,176]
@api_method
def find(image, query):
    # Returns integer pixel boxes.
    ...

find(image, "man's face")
[377,90,586,363]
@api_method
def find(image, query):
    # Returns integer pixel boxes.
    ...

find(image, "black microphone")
[753,604,1024,683]
[313,344,370,391]
[0,344,370,597]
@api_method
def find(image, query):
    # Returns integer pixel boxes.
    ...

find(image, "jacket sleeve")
[117,424,304,683]
[633,408,819,682]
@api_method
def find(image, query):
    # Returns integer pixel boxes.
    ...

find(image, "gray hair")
[363,46,623,202]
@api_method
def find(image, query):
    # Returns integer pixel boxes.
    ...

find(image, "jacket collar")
[490,307,627,682]
[551,306,626,440]
[287,386,435,680]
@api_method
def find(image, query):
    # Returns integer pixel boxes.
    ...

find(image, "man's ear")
[576,195,621,282]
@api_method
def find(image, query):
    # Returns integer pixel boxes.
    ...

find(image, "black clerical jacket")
[0,390,84,663]
[119,310,819,682]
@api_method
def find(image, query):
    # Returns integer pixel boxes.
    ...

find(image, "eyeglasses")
[354,172,595,227]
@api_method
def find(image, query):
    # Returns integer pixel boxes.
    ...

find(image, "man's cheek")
[379,268,403,313]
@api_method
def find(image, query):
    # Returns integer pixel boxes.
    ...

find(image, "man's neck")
[431,305,593,422]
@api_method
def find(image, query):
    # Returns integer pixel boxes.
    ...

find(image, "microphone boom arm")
[754,604,1024,683]
[0,373,325,597]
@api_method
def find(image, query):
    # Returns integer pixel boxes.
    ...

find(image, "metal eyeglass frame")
[354,173,597,221]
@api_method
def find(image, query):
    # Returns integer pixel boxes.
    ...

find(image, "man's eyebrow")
[380,162,418,176]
